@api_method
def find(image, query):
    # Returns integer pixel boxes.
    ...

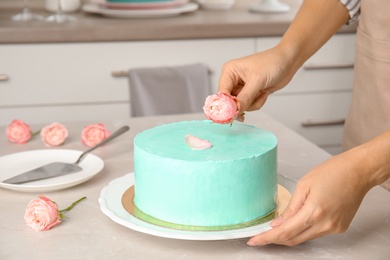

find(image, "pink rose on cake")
[203,92,240,125]
[81,123,110,147]
[40,122,68,147]
[6,119,32,144]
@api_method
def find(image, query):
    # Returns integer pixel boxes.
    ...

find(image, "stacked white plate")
[83,0,199,18]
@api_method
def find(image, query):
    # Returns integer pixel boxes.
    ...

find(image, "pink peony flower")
[185,135,213,150]
[203,92,240,125]
[24,195,61,231]
[6,119,32,144]
[81,124,110,147]
[40,122,68,147]
[24,195,86,231]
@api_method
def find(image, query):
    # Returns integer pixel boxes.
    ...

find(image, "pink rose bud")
[203,92,240,125]
[24,195,61,231]
[6,119,32,144]
[81,124,110,147]
[185,135,213,150]
[40,122,68,147]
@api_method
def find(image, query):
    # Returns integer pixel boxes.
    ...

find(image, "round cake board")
[121,184,291,231]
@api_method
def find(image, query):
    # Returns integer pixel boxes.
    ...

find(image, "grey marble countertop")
[0,0,357,44]
[0,112,389,259]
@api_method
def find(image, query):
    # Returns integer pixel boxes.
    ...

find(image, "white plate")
[82,2,198,18]
[0,149,104,193]
[96,0,189,10]
[99,173,296,240]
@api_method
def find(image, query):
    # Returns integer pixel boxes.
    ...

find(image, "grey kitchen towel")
[128,63,211,117]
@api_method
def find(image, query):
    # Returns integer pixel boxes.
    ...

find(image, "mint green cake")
[133,120,278,231]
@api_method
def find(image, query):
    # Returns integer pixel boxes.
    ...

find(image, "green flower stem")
[31,130,41,136]
[59,197,87,217]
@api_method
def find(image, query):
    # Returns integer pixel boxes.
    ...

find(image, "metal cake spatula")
[3,125,130,185]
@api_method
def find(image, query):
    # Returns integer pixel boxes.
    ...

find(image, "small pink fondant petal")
[185,135,212,150]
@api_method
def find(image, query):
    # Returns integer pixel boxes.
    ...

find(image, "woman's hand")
[218,45,298,117]
[247,150,373,246]
[217,0,349,119]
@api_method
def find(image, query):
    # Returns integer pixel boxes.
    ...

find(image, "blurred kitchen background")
[0,0,357,154]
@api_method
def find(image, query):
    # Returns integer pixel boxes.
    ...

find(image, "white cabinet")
[1,34,355,155]
[257,34,356,154]
[0,38,254,125]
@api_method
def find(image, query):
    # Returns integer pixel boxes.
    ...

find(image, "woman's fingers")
[218,61,242,96]
[248,204,313,246]
[247,151,372,246]
[247,182,311,245]
[244,91,269,111]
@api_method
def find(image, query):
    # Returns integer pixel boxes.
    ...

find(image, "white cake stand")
[249,0,290,13]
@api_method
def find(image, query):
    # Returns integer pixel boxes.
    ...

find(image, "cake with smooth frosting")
[133,120,278,231]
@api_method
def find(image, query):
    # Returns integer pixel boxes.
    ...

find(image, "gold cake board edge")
[121,185,291,232]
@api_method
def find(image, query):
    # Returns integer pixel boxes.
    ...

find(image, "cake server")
[3,125,130,185]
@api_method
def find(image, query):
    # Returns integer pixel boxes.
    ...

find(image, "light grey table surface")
[0,112,389,259]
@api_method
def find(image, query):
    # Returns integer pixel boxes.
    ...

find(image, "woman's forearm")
[278,0,350,70]
[350,129,390,189]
